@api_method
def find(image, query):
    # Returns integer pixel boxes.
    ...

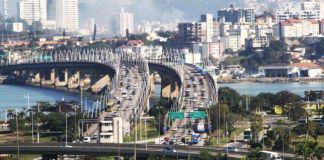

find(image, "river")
[0,82,321,119]
[219,81,323,96]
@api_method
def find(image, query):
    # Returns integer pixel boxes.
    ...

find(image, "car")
[193,107,199,111]
[224,147,239,152]
[176,142,187,146]
[163,146,176,153]
[80,136,91,143]
[128,95,133,100]
[171,126,178,131]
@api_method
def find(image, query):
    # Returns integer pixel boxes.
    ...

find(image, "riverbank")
[219,77,324,84]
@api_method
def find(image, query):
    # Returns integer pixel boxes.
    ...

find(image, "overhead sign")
[168,112,184,120]
[189,111,206,119]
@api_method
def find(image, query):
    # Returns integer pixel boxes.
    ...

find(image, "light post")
[24,93,34,143]
[15,109,20,160]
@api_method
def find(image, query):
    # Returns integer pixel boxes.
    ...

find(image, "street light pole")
[65,112,68,147]
[15,109,20,160]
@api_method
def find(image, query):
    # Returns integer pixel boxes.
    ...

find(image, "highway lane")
[167,65,211,146]
[83,63,147,137]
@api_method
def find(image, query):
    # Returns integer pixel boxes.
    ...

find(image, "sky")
[7,0,245,22]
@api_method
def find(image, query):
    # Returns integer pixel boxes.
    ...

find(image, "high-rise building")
[47,0,56,21]
[217,4,255,24]
[17,0,47,25]
[201,14,214,42]
[2,0,8,20]
[56,0,79,32]
[119,8,134,37]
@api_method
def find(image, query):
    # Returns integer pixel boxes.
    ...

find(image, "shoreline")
[218,77,324,84]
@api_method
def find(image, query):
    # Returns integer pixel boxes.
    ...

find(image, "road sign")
[168,112,184,120]
[189,111,206,119]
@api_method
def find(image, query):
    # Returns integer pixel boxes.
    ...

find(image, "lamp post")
[24,93,34,143]
[15,109,20,160]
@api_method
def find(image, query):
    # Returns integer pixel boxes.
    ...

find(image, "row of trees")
[218,87,303,114]
[7,101,82,142]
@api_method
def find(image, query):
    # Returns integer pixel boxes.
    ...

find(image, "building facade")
[275,0,324,23]
[279,19,319,38]
[217,4,255,24]
[99,116,123,143]
[17,0,47,25]
[56,0,79,32]
[119,8,134,37]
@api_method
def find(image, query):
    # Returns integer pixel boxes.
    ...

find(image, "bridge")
[0,48,218,151]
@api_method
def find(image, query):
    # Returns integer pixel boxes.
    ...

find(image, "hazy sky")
[7,0,247,33]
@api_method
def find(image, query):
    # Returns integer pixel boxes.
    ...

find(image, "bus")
[191,133,200,144]
[243,128,252,142]
[197,122,205,133]
[107,99,115,112]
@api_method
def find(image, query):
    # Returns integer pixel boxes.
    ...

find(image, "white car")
[172,126,178,131]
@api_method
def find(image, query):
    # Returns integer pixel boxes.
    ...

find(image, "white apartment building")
[275,0,324,23]
[201,14,214,42]
[193,42,224,60]
[119,8,134,37]
[56,0,79,32]
[245,37,270,50]
[280,19,319,38]
[17,0,47,25]
[99,117,123,143]
[221,35,241,52]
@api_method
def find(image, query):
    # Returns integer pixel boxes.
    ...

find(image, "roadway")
[0,143,300,159]
[167,65,211,146]
[83,62,147,137]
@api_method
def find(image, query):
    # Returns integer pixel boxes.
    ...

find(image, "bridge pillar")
[161,78,172,99]
[170,81,179,98]
[91,74,110,94]
[55,69,68,87]
[68,70,80,89]
[41,69,55,86]
[149,74,155,95]
[50,68,55,82]
[32,72,41,84]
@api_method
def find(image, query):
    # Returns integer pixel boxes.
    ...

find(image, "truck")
[197,122,205,133]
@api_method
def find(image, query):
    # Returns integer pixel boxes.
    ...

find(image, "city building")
[279,19,319,38]
[275,0,324,23]
[99,116,123,143]
[258,63,322,77]
[56,0,79,32]
[193,42,224,60]
[177,22,199,48]
[217,4,255,24]
[2,0,8,20]
[200,14,214,42]
[6,22,24,32]
[17,0,47,25]
[119,8,134,37]
[245,37,270,50]
[47,0,56,21]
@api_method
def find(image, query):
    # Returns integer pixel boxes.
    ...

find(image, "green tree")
[315,39,324,58]
[247,149,263,160]
[288,104,307,121]
[274,91,301,106]
[293,141,322,160]
[218,87,243,113]
[197,150,216,160]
